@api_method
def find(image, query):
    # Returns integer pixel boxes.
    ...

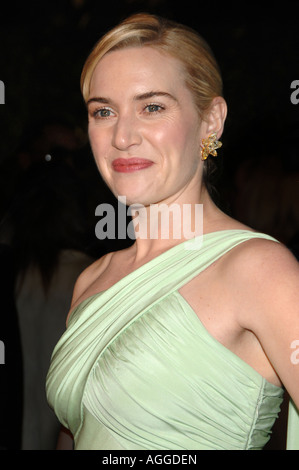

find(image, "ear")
[202,96,227,139]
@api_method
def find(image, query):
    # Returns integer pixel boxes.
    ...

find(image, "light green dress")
[46,230,298,450]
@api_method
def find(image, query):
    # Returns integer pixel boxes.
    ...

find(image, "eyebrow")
[134,91,177,102]
[86,91,177,107]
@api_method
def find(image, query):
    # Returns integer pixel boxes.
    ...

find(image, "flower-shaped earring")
[201,132,222,161]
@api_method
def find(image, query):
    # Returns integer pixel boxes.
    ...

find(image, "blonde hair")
[80,13,223,118]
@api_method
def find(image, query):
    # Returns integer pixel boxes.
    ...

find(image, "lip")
[112,157,154,173]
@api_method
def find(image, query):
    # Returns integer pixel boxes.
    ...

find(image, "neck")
[127,186,222,263]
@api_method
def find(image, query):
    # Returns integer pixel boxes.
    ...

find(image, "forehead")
[89,46,187,97]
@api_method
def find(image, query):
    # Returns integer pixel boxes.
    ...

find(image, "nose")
[112,113,142,151]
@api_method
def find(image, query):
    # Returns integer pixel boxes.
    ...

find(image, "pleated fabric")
[46,230,289,450]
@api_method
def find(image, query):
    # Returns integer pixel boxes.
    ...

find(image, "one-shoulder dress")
[46,230,299,450]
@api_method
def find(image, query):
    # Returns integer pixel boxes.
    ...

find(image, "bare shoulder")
[70,251,113,309]
[220,235,299,331]
[224,235,299,285]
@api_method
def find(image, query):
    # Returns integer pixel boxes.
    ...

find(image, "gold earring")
[201,132,222,161]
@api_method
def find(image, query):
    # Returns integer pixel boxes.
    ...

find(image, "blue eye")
[145,104,163,113]
[92,107,114,119]
[99,108,112,117]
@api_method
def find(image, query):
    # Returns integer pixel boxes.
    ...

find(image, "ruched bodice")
[46,230,297,450]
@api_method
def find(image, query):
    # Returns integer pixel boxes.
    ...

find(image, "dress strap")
[68,229,278,326]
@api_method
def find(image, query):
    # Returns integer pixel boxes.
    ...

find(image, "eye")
[91,107,115,119]
[144,103,164,114]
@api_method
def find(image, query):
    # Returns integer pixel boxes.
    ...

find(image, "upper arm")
[232,240,299,408]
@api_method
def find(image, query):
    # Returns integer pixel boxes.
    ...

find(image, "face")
[87,46,205,207]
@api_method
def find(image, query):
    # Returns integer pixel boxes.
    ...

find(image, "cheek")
[88,126,110,164]
[87,129,110,184]
[88,126,104,152]
[147,120,186,156]
[152,118,200,164]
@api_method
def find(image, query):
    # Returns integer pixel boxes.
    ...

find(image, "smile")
[112,158,154,173]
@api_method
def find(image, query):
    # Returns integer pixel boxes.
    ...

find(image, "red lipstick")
[112,157,154,173]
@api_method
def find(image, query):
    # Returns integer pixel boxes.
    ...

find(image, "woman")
[46,13,299,450]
